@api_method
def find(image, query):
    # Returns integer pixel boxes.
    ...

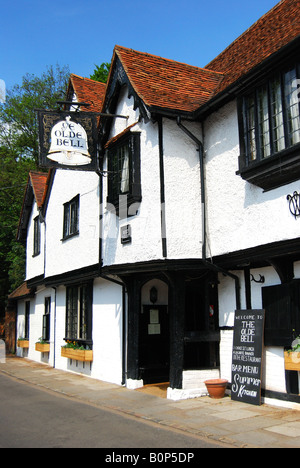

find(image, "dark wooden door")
[139,305,169,384]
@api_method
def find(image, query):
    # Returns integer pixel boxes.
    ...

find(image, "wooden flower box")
[35,342,50,353]
[17,339,29,349]
[284,351,300,371]
[61,347,93,362]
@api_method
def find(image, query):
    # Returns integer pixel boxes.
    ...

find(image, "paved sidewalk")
[1,356,300,448]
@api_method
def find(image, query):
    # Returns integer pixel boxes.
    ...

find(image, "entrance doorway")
[184,275,220,369]
[139,305,170,384]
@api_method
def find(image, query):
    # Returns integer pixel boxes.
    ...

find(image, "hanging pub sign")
[37,110,98,171]
[231,309,265,406]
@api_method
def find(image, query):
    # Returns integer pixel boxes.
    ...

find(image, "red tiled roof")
[29,171,49,208]
[113,46,224,113]
[205,0,300,95]
[8,282,32,300]
[69,74,106,113]
[71,2,299,117]
[104,122,139,149]
[17,171,50,241]
[110,1,299,114]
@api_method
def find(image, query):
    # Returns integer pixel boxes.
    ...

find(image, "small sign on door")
[148,309,161,334]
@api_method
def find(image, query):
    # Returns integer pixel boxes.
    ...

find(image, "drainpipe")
[52,286,57,369]
[176,117,206,259]
[176,116,241,310]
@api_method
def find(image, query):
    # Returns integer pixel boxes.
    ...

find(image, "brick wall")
[5,302,16,354]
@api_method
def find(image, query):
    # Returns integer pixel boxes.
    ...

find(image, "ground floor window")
[25,301,30,339]
[65,283,93,345]
[42,297,51,342]
[184,275,220,369]
[262,280,300,347]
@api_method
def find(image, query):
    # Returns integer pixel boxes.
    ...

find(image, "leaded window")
[243,65,300,164]
[238,61,300,191]
[65,283,92,344]
[107,132,141,215]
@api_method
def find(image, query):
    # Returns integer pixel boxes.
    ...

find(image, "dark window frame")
[33,216,41,257]
[62,195,80,240]
[42,297,51,342]
[262,280,300,347]
[65,282,93,348]
[238,61,300,191]
[107,132,141,216]
[25,301,30,340]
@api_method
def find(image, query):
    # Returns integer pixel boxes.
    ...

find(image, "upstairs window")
[63,195,79,240]
[33,216,41,257]
[238,62,300,191]
[107,131,141,216]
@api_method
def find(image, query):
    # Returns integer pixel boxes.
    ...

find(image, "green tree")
[90,62,111,83]
[0,64,70,318]
[0,64,70,165]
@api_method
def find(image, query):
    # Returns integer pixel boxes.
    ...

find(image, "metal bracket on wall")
[287,191,300,219]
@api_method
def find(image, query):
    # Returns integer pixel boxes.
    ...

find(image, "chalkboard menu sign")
[231,310,265,406]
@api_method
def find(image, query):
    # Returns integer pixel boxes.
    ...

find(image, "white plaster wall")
[163,119,202,259]
[41,280,124,385]
[102,88,203,266]
[92,278,123,385]
[16,300,27,357]
[25,202,45,281]
[16,288,55,365]
[205,100,300,258]
[102,88,163,266]
[45,169,100,278]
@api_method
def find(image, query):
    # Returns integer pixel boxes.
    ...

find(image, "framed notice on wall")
[231,310,265,406]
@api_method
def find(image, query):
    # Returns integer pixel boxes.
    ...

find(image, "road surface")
[0,373,225,450]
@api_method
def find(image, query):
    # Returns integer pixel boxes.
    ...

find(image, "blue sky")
[1,0,279,92]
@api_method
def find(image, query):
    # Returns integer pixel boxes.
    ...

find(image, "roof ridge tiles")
[204,0,287,71]
[114,45,224,75]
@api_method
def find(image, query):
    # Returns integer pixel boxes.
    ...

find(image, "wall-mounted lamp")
[150,286,158,304]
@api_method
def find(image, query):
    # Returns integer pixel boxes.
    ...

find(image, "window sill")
[61,231,79,242]
[237,143,300,191]
[106,194,142,218]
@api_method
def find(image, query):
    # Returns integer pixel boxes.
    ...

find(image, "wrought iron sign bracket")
[287,191,300,219]
[250,274,265,284]
[56,101,129,119]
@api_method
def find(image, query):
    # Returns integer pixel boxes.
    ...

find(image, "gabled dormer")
[100,45,224,143]
[66,73,106,116]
